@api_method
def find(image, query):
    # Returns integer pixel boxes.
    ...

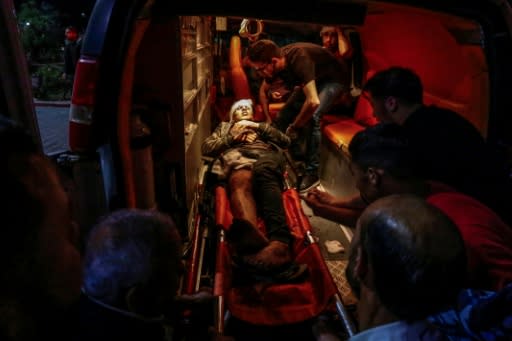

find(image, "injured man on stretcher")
[201,98,307,282]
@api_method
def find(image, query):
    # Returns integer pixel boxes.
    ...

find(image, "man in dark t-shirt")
[247,39,350,192]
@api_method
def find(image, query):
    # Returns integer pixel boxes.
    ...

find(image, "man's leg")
[227,168,269,254]
[240,152,302,274]
[251,152,292,245]
[301,82,345,191]
[273,90,305,161]
[229,168,257,226]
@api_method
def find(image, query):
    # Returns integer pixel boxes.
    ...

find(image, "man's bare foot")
[226,218,269,255]
[242,240,292,270]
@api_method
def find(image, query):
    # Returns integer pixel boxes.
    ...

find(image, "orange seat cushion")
[323,119,365,152]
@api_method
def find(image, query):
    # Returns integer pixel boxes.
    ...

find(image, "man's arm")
[289,80,320,129]
[330,193,368,209]
[303,196,362,227]
[201,123,233,157]
[302,191,367,227]
[258,80,272,123]
[336,27,353,60]
[258,122,291,148]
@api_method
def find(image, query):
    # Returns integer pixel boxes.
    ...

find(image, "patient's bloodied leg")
[229,168,257,226]
[241,153,307,277]
[227,169,269,254]
[227,219,269,255]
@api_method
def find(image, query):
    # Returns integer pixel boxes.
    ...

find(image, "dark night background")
[13,0,96,99]
[14,0,96,30]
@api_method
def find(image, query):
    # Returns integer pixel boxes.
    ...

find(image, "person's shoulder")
[349,320,448,341]
[422,105,473,123]
[430,284,512,341]
[427,189,509,227]
[417,104,458,117]
[411,105,481,133]
[215,121,232,130]
[285,42,320,50]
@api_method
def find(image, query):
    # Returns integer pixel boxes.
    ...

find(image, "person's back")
[0,117,82,340]
[426,190,512,291]
[75,208,182,341]
[346,194,467,341]
[402,104,509,219]
[429,282,512,341]
[279,42,350,91]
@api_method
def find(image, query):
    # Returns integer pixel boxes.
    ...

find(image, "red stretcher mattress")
[213,186,340,325]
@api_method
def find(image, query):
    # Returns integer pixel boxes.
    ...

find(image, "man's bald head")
[354,194,467,320]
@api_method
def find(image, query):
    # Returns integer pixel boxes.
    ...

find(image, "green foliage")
[32,64,71,100]
[16,1,71,100]
[17,0,63,63]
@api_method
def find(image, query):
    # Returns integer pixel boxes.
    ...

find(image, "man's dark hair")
[247,39,281,63]
[359,194,467,320]
[0,116,43,285]
[348,123,419,179]
[363,66,423,104]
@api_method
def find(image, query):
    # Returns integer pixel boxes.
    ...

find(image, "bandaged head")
[229,99,254,122]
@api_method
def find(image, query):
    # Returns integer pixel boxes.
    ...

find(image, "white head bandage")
[229,98,253,121]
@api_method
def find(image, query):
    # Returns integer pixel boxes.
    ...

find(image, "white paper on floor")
[325,240,345,254]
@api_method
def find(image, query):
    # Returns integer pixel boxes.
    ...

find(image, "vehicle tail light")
[68,57,99,152]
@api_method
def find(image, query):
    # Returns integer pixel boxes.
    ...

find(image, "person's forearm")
[293,101,318,128]
[259,123,291,148]
[331,194,368,210]
[201,125,232,157]
[293,81,320,127]
[313,203,362,227]
[259,93,271,122]
[259,82,271,122]
[337,29,352,59]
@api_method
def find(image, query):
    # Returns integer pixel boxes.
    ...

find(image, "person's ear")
[271,57,281,69]
[353,246,368,281]
[367,167,381,187]
[385,96,398,113]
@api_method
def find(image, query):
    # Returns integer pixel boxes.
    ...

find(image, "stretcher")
[210,180,357,338]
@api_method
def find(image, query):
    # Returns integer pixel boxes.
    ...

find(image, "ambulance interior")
[92,1,503,339]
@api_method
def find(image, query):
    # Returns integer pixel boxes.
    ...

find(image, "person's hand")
[235,120,259,129]
[240,131,257,143]
[230,121,258,143]
[229,122,250,141]
[301,191,321,209]
[285,124,299,140]
[233,120,259,143]
[270,91,283,101]
[307,188,336,205]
